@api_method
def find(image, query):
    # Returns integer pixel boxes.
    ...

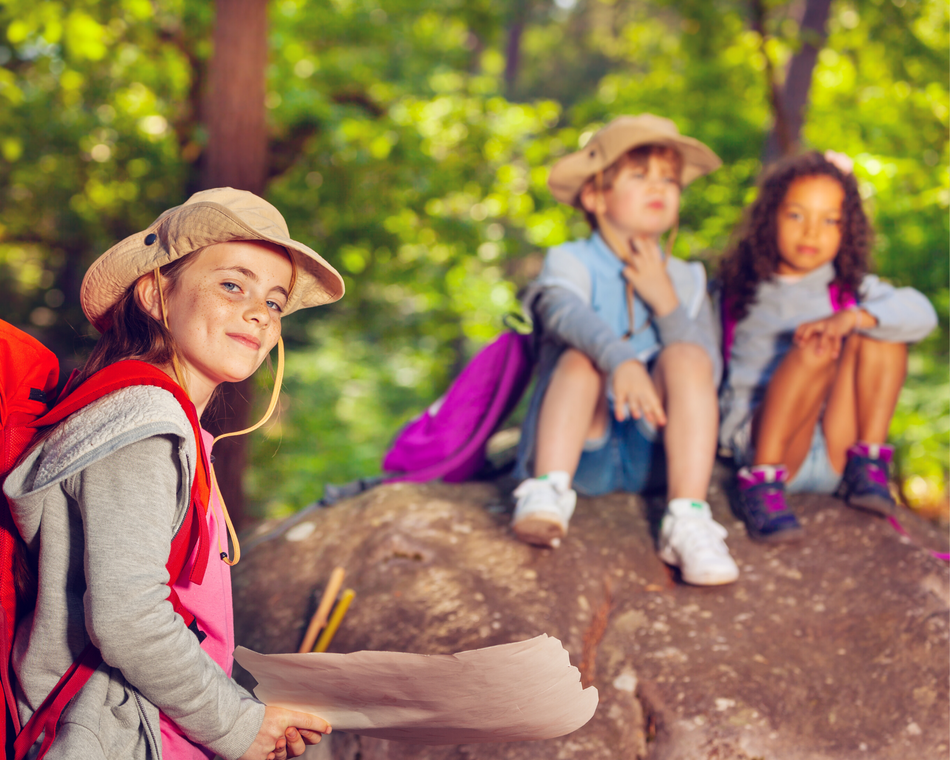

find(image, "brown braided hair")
[718,151,871,322]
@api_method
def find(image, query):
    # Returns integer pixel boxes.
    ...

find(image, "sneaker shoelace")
[669,515,728,556]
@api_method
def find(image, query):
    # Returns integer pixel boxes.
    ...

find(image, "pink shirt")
[159,431,235,759]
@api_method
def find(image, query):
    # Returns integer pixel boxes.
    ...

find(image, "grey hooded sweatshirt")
[3,385,265,760]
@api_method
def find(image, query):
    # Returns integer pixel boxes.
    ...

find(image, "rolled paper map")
[234,634,599,744]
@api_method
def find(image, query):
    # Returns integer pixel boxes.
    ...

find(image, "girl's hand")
[621,236,678,317]
[793,309,867,358]
[242,706,331,760]
[612,359,667,428]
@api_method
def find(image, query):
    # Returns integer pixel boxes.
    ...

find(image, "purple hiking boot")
[836,443,897,516]
[734,465,804,543]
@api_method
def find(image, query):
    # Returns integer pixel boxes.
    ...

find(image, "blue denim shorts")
[572,414,666,496]
[787,425,842,494]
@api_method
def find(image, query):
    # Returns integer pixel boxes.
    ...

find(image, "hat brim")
[547,128,722,206]
[82,200,344,331]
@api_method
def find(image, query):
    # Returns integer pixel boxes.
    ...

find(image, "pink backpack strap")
[828,282,857,311]
[720,293,736,367]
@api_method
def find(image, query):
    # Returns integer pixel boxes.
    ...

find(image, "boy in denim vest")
[513,114,739,585]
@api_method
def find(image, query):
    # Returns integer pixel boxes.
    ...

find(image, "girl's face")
[583,154,681,240]
[154,240,293,404]
[775,175,844,276]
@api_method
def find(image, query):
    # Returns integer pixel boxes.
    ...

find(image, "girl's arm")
[857,275,937,344]
[75,434,266,760]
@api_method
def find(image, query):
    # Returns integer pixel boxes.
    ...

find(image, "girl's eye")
[825,218,841,226]
[267,300,284,313]
[222,281,241,293]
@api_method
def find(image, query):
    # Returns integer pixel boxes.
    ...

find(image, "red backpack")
[0,320,212,759]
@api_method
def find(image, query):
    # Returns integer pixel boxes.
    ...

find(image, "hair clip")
[824,150,854,175]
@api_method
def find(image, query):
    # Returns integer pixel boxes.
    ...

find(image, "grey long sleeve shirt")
[718,262,937,461]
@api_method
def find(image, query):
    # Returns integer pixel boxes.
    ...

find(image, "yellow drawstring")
[209,335,286,566]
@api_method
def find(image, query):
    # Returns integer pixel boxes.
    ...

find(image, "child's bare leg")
[654,343,738,585]
[823,335,907,468]
[514,348,604,548]
[752,335,838,477]
[534,348,608,477]
[651,343,717,499]
[823,335,908,513]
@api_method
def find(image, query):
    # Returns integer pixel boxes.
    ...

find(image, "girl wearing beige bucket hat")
[5,188,341,760]
[511,114,740,587]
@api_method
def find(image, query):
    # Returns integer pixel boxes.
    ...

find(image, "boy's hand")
[621,236,678,317]
[241,705,330,760]
[612,359,667,428]
[793,309,872,358]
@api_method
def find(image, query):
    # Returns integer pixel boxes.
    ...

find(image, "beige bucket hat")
[81,187,345,331]
[547,113,722,206]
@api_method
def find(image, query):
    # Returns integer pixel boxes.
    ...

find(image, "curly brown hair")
[717,151,871,321]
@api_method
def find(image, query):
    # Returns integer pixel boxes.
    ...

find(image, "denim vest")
[579,233,659,359]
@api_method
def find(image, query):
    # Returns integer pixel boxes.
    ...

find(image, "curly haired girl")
[716,151,936,542]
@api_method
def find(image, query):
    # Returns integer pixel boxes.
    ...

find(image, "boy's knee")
[657,343,712,377]
[556,348,600,378]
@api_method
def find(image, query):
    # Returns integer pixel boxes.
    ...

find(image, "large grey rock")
[232,469,949,759]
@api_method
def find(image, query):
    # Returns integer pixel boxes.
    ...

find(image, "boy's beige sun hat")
[81,187,344,331]
[547,113,722,206]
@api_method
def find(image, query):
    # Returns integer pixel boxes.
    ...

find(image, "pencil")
[314,588,355,653]
[298,566,346,653]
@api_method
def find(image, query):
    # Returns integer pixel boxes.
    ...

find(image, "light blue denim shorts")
[572,414,666,496]
[786,425,842,494]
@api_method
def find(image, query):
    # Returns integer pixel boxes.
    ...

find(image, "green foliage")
[0,0,946,518]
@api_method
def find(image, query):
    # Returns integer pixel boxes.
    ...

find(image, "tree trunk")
[761,0,834,164]
[199,0,269,530]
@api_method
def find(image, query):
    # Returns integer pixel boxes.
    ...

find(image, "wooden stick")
[298,566,346,653]
[314,588,355,653]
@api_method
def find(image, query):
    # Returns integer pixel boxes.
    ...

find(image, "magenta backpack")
[720,283,856,365]
[382,330,534,483]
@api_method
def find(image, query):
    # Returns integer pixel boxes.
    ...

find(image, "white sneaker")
[657,499,739,585]
[511,472,577,548]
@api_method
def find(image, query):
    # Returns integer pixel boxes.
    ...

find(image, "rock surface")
[232,467,949,759]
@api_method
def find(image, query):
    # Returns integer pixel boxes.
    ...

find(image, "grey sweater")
[718,262,938,461]
[3,385,265,760]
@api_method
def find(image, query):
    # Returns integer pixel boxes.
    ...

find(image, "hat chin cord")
[153,266,287,568]
[592,189,679,340]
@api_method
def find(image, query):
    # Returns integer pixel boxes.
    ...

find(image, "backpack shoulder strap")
[39,359,211,588]
[720,292,736,368]
[828,282,857,311]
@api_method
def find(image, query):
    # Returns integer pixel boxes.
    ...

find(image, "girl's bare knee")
[791,336,839,371]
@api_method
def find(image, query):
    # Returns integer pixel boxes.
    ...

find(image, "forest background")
[0,0,947,527]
